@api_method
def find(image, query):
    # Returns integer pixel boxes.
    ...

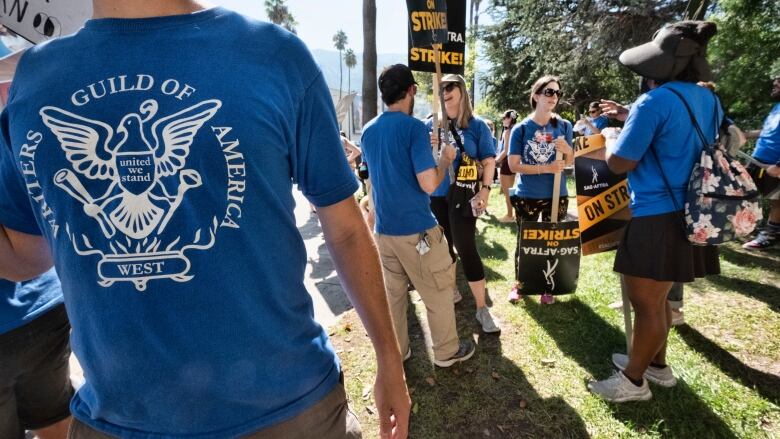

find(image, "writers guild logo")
[542,259,558,291]
[40,99,222,291]
[591,165,599,184]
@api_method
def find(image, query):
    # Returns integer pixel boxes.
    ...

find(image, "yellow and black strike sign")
[407,0,466,75]
[517,221,581,296]
[574,134,631,256]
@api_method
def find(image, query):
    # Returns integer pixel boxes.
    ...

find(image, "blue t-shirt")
[753,102,780,164]
[611,82,724,217]
[583,114,608,135]
[0,268,62,334]
[361,111,437,235]
[425,116,496,197]
[508,117,572,199]
[0,8,358,437]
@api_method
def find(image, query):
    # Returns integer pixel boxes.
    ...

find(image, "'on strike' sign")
[0,0,92,44]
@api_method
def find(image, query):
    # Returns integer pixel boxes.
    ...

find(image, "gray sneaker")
[434,340,476,367]
[403,347,412,362]
[476,307,500,333]
[453,288,463,304]
[612,353,677,387]
[588,370,652,402]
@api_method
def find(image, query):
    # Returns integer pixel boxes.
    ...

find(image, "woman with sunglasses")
[576,101,609,136]
[426,74,500,334]
[506,75,574,303]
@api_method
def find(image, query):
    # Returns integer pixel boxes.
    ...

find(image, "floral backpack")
[653,88,761,246]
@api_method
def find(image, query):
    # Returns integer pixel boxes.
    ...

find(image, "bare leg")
[34,417,71,439]
[500,174,515,219]
[469,278,487,308]
[623,274,673,381]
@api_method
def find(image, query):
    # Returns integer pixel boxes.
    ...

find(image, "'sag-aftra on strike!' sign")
[406,0,466,75]
[0,0,92,44]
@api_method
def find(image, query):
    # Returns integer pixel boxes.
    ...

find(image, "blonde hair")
[449,82,474,129]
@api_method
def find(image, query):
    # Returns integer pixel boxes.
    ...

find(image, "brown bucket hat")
[619,21,717,81]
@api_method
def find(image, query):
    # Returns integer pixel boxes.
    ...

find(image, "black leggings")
[511,196,569,282]
[430,196,485,282]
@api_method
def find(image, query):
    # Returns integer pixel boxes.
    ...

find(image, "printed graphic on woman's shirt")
[20,75,247,292]
[525,129,556,164]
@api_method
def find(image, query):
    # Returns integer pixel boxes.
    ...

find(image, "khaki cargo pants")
[374,225,459,361]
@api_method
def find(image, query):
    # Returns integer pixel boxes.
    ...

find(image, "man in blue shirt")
[1,270,72,439]
[0,1,409,438]
[575,101,609,136]
[743,73,780,250]
[361,64,475,368]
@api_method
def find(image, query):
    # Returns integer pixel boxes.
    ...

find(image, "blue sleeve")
[411,121,436,174]
[611,94,663,161]
[293,71,359,207]
[594,115,608,130]
[476,119,496,160]
[508,123,524,156]
[564,120,573,145]
[0,110,41,235]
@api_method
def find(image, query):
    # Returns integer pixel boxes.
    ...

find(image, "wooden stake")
[550,150,563,223]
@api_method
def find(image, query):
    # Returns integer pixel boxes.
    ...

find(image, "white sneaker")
[476,307,500,333]
[403,347,412,361]
[611,353,677,387]
[588,370,652,402]
[453,288,462,304]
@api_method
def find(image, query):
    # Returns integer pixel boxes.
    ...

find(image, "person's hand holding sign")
[441,141,457,164]
[554,135,573,157]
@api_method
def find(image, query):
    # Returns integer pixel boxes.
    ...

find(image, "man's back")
[0,7,359,436]
[361,111,436,236]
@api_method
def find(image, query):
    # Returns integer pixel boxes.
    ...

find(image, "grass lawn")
[330,191,780,438]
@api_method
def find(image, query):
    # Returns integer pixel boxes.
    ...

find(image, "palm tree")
[264,0,297,34]
[345,48,357,94]
[361,0,377,125]
[333,30,348,99]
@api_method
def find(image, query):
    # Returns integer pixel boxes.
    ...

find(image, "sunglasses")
[442,82,460,92]
[589,109,600,115]
[537,88,563,98]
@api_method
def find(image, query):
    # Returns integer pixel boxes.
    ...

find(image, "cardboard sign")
[0,0,92,44]
[407,0,466,75]
[517,221,580,295]
[574,134,630,255]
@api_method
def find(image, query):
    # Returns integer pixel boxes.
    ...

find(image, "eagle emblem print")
[39,97,229,291]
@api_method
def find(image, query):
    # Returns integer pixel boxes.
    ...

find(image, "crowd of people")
[0,2,777,438]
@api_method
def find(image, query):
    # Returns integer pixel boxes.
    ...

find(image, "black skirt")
[614,210,720,282]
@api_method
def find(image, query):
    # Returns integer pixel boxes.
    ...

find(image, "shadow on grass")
[719,244,780,274]
[523,297,738,438]
[706,274,780,313]
[676,325,780,404]
[402,294,589,438]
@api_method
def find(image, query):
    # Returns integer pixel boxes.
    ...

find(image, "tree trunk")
[348,68,351,95]
[339,50,343,100]
[469,0,481,107]
[362,0,377,125]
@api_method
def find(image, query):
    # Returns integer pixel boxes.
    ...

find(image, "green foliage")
[264,0,297,34]
[708,0,780,127]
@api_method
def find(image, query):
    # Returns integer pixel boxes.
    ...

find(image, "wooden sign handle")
[550,150,563,223]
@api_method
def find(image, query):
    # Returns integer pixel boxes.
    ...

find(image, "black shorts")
[499,159,514,176]
[614,210,720,282]
[0,305,73,439]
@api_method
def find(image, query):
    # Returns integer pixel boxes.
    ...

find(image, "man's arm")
[317,197,410,439]
[416,141,456,194]
[605,149,638,175]
[0,225,52,281]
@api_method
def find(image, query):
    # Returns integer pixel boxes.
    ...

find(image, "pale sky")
[214,0,410,54]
